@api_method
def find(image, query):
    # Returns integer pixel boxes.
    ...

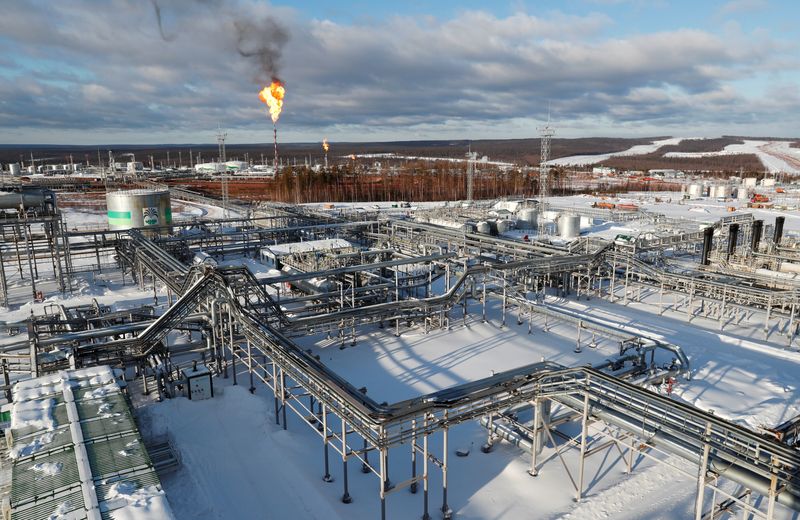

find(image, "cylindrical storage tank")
[0,188,46,210]
[106,189,172,231]
[476,221,491,235]
[496,219,512,234]
[517,208,538,229]
[688,184,703,198]
[558,214,580,239]
[717,185,732,198]
[8,163,21,176]
[737,187,749,200]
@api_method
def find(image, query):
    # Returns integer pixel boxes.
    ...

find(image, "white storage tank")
[517,208,538,229]
[716,185,733,198]
[558,213,580,239]
[743,177,757,188]
[476,221,492,235]
[106,189,172,230]
[688,184,703,198]
[496,219,513,234]
[737,187,749,200]
[8,163,21,176]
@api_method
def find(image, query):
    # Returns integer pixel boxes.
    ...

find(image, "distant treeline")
[601,153,763,173]
[170,160,682,204]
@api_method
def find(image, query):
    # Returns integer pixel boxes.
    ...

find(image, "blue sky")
[0,0,798,144]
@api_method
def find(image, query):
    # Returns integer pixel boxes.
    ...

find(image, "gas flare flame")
[322,138,329,153]
[258,79,285,123]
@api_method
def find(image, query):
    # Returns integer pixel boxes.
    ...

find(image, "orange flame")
[258,79,285,123]
[322,138,329,153]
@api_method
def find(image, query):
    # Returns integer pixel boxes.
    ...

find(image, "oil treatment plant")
[0,178,799,520]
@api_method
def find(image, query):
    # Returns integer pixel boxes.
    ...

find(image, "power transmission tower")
[217,127,229,218]
[538,114,555,204]
[465,146,477,202]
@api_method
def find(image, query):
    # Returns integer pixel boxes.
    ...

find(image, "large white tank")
[743,177,757,188]
[558,213,580,239]
[688,184,703,198]
[496,219,513,234]
[717,185,733,198]
[517,208,538,229]
[737,187,749,200]
[106,189,172,230]
[8,163,21,176]
[476,221,491,235]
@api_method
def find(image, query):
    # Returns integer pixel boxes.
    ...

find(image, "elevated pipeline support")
[553,391,800,511]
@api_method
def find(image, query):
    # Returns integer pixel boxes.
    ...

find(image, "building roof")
[261,238,354,258]
[7,367,173,520]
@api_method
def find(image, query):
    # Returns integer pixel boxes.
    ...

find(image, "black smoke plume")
[234,17,290,83]
[149,0,290,82]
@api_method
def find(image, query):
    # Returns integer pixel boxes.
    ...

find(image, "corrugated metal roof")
[7,367,174,520]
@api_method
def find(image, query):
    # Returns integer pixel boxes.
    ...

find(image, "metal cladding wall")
[106,189,172,230]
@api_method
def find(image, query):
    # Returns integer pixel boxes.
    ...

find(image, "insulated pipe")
[751,220,763,253]
[701,226,714,266]
[775,216,785,245]
[727,223,739,259]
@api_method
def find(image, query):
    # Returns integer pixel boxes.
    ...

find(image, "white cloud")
[0,0,797,143]
[719,0,769,15]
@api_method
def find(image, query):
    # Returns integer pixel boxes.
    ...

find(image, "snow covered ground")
[136,292,799,519]
[547,136,800,174]
[5,194,800,519]
[546,137,687,166]
[665,140,800,174]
